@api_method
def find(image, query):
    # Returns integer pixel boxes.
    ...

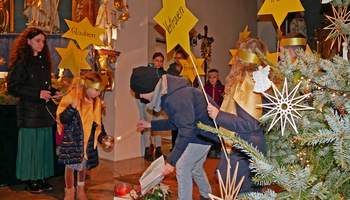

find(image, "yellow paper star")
[239,26,250,41]
[62,17,105,49]
[56,41,91,78]
[306,44,312,54]
[179,52,205,82]
[266,50,278,65]
[153,0,198,55]
[228,49,238,65]
[277,29,283,41]
[258,0,304,28]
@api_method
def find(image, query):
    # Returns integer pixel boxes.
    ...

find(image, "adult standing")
[136,52,167,161]
[7,28,61,193]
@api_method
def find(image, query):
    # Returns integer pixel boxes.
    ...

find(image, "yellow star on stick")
[153,0,198,55]
[258,0,304,28]
[239,26,250,41]
[56,41,91,78]
[179,52,205,83]
[62,17,105,49]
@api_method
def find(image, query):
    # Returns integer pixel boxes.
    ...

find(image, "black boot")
[144,147,154,161]
[24,180,43,194]
[37,179,54,191]
[155,147,166,159]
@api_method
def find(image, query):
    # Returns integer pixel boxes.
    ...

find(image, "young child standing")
[204,69,225,107]
[57,72,113,200]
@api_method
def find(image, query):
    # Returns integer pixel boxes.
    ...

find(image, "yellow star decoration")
[266,50,278,65]
[306,44,312,54]
[153,0,198,54]
[228,49,238,65]
[239,26,251,41]
[258,0,304,28]
[62,17,105,49]
[179,52,205,83]
[56,41,91,78]
[324,5,350,51]
[277,29,283,41]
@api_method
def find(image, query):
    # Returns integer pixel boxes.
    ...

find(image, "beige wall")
[100,0,268,161]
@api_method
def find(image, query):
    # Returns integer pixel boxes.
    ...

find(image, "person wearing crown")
[56,72,114,200]
[207,38,277,193]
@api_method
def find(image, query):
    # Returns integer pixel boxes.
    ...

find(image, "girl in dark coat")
[207,38,272,193]
[56,72,113,200]
[7,28,61,193]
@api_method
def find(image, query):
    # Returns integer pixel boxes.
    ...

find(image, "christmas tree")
[200,1,350,199]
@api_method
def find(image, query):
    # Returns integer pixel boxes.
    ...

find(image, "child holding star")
[57,72,114,200]
[207,38,277,193]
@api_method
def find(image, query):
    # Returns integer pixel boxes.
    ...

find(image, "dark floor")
[0,141,222,200]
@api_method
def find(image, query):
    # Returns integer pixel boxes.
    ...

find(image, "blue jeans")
[176,143,211,199]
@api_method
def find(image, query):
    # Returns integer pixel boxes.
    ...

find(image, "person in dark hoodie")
[131,66,218,200]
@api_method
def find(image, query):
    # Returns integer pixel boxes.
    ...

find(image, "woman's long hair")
[224,38,267,97]
[9,28,52,71]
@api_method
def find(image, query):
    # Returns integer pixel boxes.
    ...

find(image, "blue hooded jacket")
[151,75,219,166]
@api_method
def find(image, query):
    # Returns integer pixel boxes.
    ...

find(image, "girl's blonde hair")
[224,38,267,97]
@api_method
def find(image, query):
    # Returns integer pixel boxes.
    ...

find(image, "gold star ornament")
[239,26,251,41]
[179,52,205,83]
[56,41,91,78]
[62,17,105,49]
[258,0,304,28]
[153,0,198,55]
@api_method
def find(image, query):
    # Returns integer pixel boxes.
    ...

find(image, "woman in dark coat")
[7,28,61,193]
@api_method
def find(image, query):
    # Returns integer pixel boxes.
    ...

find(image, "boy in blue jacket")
[130,66,218,200]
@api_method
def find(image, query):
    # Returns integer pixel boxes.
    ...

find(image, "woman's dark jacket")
[58,104,106,170]
[6,55,57,128]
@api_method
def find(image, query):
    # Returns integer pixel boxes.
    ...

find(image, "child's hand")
[136,119,151,130]
[207,103,219,120]
[71,99,78,108]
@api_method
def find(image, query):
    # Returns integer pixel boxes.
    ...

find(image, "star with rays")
[208,162,244,200]
[324,5,350,51]
[257,78,314,136]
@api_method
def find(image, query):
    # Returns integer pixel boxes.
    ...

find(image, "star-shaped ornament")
[228,49,237,65]
[257,78,314,136]
[179,52,205,83]
[239,26,250,41]
[208,162,244,200]
[266,50,278,65]
[258,0,304,28]
[324,5,350,51]
[56,41,91,78]
[153,0,198,54]
[62,17,105,49]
